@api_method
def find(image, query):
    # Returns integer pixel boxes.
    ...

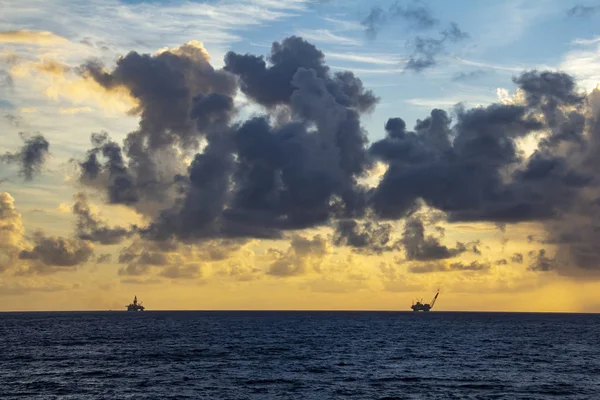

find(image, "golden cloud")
[59,106,93,114]
[8,58,138,114]
[0,30,68,45]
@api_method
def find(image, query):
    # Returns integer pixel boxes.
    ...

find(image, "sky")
[1,0,600,312]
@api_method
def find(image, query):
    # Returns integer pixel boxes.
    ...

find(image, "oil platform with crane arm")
[411,289,439,312]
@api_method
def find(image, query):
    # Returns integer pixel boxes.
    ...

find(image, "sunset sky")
[1,0,600,312]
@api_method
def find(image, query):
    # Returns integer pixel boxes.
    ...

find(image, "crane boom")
[430,290,439,308]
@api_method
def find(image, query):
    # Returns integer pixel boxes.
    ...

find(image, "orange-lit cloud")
[0,30,68,45]
[7,57,138,114]
[59,106,93,114]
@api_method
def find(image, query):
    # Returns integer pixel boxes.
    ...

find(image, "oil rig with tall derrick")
[411,289,439,312]
[126,295,145,312]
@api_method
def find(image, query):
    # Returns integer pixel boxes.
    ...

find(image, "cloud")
[25,34,599,281]
[1,0,313,54]
[325,52,405,65]
[359,2,468,72]
[7,57,138,114]
[268,235,329,277]
[115,238,217,280]
[216,257,261,281]
[405,24,470,72]
[18,233,94,274]
[322,17,364,32]
[294,29,362,46]
[566,5,600,17]
[560,39,600,91]
[160,264,201,280]
[0,281,73,296]
[452,70,487,82]
[571,36,600,46]
[361,1,439,40]
[0,132,50,181]
[96,253,112,264]
[0,192,25,272]
[409,260,491,273]
[401,217,477,261]
[0,30,68,45]
[1,193,98,275]
[76,40,236,216]
[528,249,555,272]
[132,36,379,241]
[59,106,93,114]
[511,253,524,263]
[378,262,424,292]
[72,192,133,245]
[3,113,21,127]
[333,219,401,254]
[120,278,162,285]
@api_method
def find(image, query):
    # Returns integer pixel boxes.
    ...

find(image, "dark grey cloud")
[333,219,401,254]
[141,38,377,242]
[224,36,378,111]
[511,253,524,264]
[18,232,93,274]
[401,217,478,261]
[566,4,600,17]
[528,249,554,272]
[78,132,139,206]
[80,43,236,149]
[365,69,600,277]
[70,35,600,279]
[72,192,132,245]
[404,23,470,72]
[78,42,237,215]
[1,133,49,180]
[360,2,468,72]
[370,99,553,223]
[361,1,439,40]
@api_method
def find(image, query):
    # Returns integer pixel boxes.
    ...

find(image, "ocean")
[1,311,598,399]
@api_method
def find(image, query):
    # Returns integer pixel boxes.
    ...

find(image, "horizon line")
[1,310,599,314]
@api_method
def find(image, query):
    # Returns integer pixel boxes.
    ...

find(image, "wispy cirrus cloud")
[571,36,600,46]
[321,17,364,32]
[0,0,314,57]
[406,94,497,109]
[325,51,405,65]
[454,56,555,73]
[294,29,362,46]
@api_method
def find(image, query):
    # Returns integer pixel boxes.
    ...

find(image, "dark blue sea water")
[1,312,599,399]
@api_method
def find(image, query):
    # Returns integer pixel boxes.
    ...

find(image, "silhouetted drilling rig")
[411,289,439,312]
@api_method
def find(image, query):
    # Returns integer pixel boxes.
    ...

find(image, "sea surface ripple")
[1,311,599,399]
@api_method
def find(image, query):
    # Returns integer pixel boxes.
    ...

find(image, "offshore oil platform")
[411,289,439,312]
[126,295,145,312]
